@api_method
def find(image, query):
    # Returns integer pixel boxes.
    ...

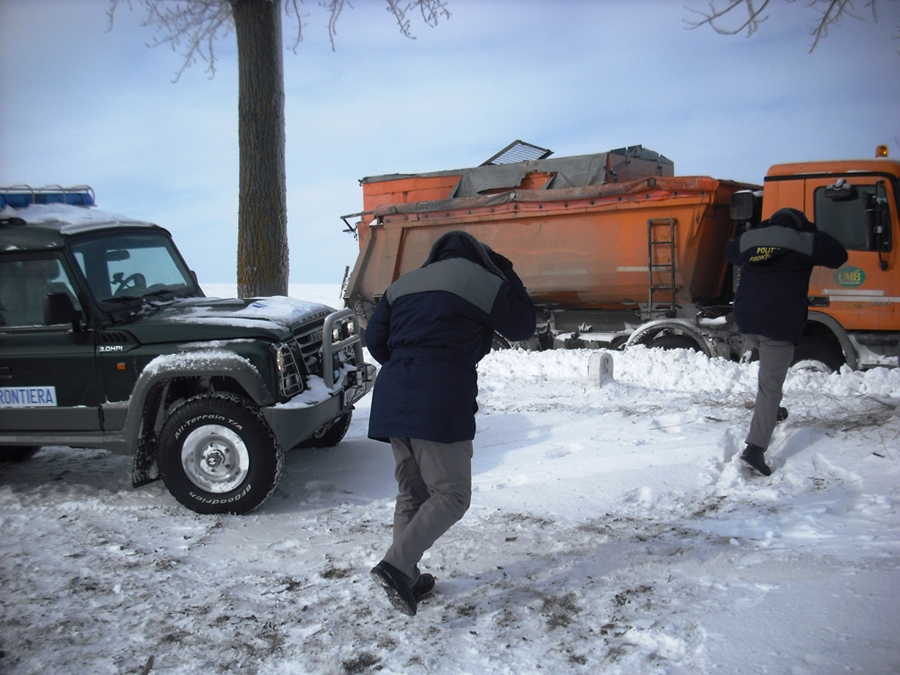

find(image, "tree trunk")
[232,0,288,298]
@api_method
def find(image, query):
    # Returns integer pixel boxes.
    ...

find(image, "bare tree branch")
[684,0,771,37]
[317,0,450,51]
[108,0,234,81]
[685,0,891,53]
[283,0,307,53]
[110,0,450,71]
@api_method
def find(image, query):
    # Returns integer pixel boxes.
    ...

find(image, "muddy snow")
[2,286,899,675]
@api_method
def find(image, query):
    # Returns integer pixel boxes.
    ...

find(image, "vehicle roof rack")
[0,184,95,209]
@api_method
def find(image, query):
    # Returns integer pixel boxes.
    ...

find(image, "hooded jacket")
[725,208,848,344]
[366,231,536,443]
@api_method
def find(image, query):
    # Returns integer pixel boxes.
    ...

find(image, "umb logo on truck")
[835,266,865,288]
[0,386,58,407]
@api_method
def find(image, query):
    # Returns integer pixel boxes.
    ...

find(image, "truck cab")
[748,158,900,369]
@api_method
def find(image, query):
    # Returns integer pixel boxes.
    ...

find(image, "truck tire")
[791,338,845,373]
[298,410,353,448]
[0,446,39,462]
[157,393,284,515]
[648,335,702,352]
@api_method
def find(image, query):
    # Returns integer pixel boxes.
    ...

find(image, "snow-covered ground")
[2,285,899,674]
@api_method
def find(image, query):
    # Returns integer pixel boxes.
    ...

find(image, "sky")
[2,0,899,285]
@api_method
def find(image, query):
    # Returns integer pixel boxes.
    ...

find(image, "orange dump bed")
[346,174,749,314]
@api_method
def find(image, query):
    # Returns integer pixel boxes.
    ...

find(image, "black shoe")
[776,407,788,423]
[411,573,435,602]
[741,443,772,476]
[370,561,417,616]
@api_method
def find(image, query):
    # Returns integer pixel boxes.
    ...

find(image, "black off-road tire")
[157,393,284,515]
[297,410,353,449]
[0,446,39,462]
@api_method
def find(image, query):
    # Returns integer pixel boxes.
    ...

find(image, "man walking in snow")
[366,231,536,616]
[725,207,847,476]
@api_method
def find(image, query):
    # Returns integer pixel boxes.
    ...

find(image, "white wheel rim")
[180,424,250,493]
[791,359,832,373]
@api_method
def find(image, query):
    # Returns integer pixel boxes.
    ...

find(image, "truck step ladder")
[647,217,677,318]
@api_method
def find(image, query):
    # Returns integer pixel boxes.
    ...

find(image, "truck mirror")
[730,190,762,223]
[873,181,892,270]
[44,292,82,329]
[824,178,858,202]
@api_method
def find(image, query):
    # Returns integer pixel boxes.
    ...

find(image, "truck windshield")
[70,232,200,304]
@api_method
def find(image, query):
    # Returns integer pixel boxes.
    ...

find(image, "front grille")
[293,319,326,377]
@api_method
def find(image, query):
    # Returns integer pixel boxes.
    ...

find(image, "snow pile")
[1,347,899,674]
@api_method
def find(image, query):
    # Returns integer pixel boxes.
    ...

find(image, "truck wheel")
[648,335,702,352]
[298,410,353,448]
[491,333,512,350]
[791,338,845,373]
[0,446,39,462]
[157,393,284,515]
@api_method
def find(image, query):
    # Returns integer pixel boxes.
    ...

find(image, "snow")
[1,203,136,227]
[169,296,333,329]
[2,285,899,674]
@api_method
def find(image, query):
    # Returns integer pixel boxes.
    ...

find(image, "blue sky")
[2,0,899,285]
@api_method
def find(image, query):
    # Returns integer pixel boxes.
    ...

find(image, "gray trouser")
[383,437,473,582]
[745,334,794,449]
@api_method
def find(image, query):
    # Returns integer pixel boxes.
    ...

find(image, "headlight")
[331,318,354,344]
[272,343,304,397]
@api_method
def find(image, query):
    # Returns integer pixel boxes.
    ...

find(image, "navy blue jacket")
[725,209,848,344]
[367,231,536,443]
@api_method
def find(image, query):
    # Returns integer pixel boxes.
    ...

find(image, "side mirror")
[44,292,83,329]
[730,189,763,225]
[824,178,858,202]
[873,181,893,270]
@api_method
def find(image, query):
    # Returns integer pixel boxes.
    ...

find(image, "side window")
[814,184,876,251]
[0,256,82,328]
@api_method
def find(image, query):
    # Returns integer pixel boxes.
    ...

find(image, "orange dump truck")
[342,144,900,370]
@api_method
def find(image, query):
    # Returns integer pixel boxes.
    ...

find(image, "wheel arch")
[127,351,275,487]
[804,311,858,370]
[623,319,716,358]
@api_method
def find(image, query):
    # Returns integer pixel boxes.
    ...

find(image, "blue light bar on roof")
[0,185,95,209]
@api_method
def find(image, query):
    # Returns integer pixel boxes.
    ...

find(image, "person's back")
[367,231,536,443]
[365,231,535,616]
[726,208,848,344]
[725,208,848,476]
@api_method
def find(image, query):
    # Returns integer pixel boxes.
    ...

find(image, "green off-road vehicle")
[0,186,374,514]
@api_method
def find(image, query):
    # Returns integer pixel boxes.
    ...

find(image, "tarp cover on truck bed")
[361,145,674,200]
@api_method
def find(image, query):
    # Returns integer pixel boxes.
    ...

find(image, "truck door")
[0,254,102,433]
[808,174,898,331]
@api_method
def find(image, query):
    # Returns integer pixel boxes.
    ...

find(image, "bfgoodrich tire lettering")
[157,393,284,515]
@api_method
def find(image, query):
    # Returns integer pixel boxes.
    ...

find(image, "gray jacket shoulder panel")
[740,226,814,256]
[386,258,503,314]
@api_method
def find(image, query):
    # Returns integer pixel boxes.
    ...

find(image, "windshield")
[70,231,201,305]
